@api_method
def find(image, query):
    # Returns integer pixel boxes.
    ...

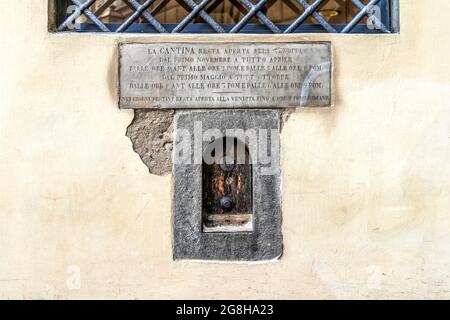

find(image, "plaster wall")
[0,0,449,299]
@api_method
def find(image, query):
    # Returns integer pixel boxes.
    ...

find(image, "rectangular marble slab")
[119,42,332,109]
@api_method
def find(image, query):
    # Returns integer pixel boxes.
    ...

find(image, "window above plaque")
[50,0,399,34]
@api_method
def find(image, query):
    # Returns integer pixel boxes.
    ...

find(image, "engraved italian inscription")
[119,42,331,109]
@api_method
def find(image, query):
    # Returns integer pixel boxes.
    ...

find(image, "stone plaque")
[119,42,331,109]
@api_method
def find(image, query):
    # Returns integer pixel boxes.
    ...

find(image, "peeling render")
[126,109,174,176]
[125,109,295,176]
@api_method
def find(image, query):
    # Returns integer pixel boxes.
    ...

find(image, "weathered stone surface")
[173,110,283,261]
[126,110,174,176]
[120,42,331,109]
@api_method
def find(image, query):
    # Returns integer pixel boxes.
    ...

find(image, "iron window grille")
[51,0,399,34]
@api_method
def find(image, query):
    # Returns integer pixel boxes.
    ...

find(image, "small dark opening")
[202,137,253,233]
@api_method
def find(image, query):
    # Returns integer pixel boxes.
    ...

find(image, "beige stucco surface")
[0,0,449,299]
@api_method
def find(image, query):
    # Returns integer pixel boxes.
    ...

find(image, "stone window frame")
[173,110,283,261]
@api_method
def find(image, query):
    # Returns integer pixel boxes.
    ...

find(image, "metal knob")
[220,196,235,212]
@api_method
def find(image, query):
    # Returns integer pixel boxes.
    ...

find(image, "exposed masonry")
[126,109,292,177]
[126,109,174,176]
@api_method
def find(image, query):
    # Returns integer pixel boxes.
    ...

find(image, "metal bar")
[172,0,210,33]
[182,0,226,33]
[57,0,97,31]
[341,0,383,33]
[70,0,110,31]
[77,21,391,33]
[56,0,71,28]
[116,0,156,32]
[55,0,393,34]
[390,0,400,33]
[238,0,281,33]
[125,0,168,33]
[172,0,206,25]
[284,0,325,33]
[346,0,389,33]
[230,0,269,33]
[295,0,337,33]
